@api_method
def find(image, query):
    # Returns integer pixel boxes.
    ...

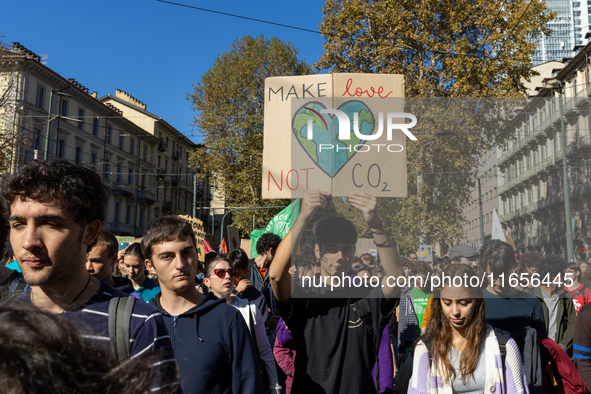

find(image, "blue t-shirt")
[136,277,161,302]
[5,260,20,273]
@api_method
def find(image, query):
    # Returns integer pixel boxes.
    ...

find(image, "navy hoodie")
[149,293,264,394]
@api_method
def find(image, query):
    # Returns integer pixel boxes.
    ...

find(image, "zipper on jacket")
[172,317,178,347]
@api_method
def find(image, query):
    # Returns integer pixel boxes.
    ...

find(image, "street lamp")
[546,78,575,262]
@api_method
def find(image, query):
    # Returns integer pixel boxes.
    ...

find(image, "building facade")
[0,43,206,237]
[462,148,500,250]
[498,43,591,259]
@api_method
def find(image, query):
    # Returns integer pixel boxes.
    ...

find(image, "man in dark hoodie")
[143,215,263,394]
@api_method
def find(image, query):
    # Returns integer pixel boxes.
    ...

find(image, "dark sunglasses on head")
[213,268,237,279]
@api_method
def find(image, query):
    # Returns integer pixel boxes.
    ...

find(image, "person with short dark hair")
[565,262,591,314]
[406,250,417,262]
[0,302,178,394]
[360,252,376,267]
[270,191,403,394]
[529,255,576,357]
[519,252,540,275]
[122,243,160,302]
[86,230,140,299]
[143,215,263,394]
[250,233,282,292]
[449,245,481,275]
[228,248,269,325]
[3,160,177,391]
[481,240,546,338]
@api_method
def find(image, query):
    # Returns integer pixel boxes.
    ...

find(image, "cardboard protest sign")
[178,215,205,261]
[417,245,433,262]
[117,236,138,251]
[262,73,407,199]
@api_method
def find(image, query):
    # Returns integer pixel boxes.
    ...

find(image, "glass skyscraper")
[532,0,586,65]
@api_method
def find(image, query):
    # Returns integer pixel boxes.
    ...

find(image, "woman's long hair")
[422,264,487,385]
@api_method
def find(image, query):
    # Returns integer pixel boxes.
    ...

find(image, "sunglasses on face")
[352,264,362,270]
[213,268,237,279]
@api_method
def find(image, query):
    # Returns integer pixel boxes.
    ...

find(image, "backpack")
[107,289,136,362]
[538,335,588,394]
[0,271,28,300]
[572,286,588,306]
[394,327,510,394]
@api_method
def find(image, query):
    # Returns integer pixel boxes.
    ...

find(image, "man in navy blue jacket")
[143,215,263,394]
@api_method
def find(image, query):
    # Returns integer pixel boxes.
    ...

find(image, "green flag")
[250,229,265,258]
[264,200,300,238]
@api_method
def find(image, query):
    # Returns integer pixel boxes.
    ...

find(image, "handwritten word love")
[341,78,393,98]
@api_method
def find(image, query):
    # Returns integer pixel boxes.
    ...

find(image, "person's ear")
[145,259,154,273]
[82,220,102,246]
[315,244,320,260]
[203,276,210,288]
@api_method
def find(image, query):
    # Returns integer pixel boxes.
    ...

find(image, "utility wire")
[155,0,321,34]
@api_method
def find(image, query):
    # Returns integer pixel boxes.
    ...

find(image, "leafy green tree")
[188,35,311,236]
[317,0,554,252]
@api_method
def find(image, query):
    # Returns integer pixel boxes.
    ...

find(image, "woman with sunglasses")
[203,255,282,394]
[406,264,528,394]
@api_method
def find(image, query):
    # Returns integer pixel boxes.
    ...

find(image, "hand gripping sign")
[262,73,411,198]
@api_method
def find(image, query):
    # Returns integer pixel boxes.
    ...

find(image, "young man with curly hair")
[3,160,178,391]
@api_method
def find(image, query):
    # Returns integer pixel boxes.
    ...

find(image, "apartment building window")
[156,185,159,200]
[60,99,69,119]
[57,139,66,159]
[119,133,124,150]
[126,205,132,224]
[106,124,112,144]
[494,187,497,197]
[90,152,97,169]
[78,108,85,130]
[130,138,135,156]
[104,162,111,180]
[35,84,45,110]
[115,202,120,224]
[75,146,82,165]
[158,156,161,169]
[93,117,99,136]
[492,165,496,176]
[166,136,169,148]
[139,208,145,228]
[117,164,123,182]
[165,160,168,174]
[128,166,133,184]
[32,127,42,150]
[143,145,147,161]
[141,173,146,187]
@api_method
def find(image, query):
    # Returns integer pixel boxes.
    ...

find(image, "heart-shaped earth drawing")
[291,100,375,178]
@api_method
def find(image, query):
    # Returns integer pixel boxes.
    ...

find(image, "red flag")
[219,237,227,254]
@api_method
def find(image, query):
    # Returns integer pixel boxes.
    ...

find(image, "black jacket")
[149,293,263,394]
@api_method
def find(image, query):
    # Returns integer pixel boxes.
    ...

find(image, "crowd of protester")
[2,160,591,393]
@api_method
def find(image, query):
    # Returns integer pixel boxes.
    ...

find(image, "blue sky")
[0,0,326,143]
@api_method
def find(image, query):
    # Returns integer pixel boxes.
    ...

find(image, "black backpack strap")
[108,293,135,362]
[493,327,510,371]
[349,298,380,392]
